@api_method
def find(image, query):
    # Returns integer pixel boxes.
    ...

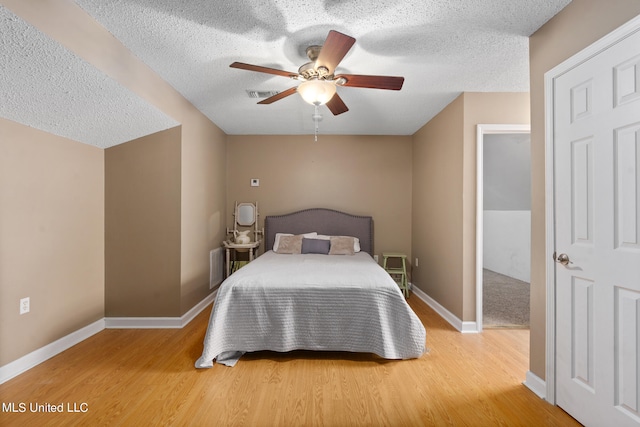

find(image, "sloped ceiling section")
[0,6,178,148]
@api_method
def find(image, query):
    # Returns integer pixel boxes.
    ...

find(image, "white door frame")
[544,14,640,405]
[476,124,530,332]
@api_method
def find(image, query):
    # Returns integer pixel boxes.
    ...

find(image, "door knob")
[553,252,572,266]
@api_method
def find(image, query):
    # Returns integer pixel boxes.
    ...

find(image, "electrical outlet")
[20,297,30,315]
[373,254,379,263]
[415,258,419,267]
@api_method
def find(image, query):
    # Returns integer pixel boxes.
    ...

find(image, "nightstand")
[223,240,261,278]
[382,252,409,298]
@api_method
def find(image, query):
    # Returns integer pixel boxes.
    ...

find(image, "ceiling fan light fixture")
[230,30,402,116]
[297,79,336,106]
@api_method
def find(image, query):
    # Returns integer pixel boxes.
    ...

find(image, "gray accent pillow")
[301,237,331,254]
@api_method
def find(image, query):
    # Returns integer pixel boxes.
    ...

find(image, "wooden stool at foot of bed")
[382,252,409,298]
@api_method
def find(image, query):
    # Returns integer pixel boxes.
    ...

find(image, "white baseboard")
[0,290,216,385]
[0,318,105,385]
[524,370,546,400]
[105,290,216,329]
[411,284,479,333]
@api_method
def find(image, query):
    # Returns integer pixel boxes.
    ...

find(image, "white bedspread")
[195,251,426,368]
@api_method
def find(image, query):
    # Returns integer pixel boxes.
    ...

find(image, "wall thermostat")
[250,178,260,187]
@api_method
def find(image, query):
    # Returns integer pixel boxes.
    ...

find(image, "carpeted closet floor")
[483,269,530,328]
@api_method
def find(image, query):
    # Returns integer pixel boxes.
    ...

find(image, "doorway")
[476,124,531,332]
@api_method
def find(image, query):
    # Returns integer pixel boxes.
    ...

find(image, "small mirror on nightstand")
[237,203,256,226]
[224,201,264,278]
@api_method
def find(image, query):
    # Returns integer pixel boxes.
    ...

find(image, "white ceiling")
[1,1,571,148]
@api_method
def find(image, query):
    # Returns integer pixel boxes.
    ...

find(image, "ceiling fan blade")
[315,30,356,75]
[326,93,349,116]
[230,62,298,79]
[257,87,298,104]
[335,74,404,90]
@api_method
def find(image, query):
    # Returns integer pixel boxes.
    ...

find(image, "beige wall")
[226,135,413,259]
[411,93,530,320]
[105,128,182,317]
[180,115,227,314]
[1,0,228,369]
[528,0,640,380]
[104,111,226,318]
[4,0,229,318]
[0,118,104,366]
[412,96,465,316]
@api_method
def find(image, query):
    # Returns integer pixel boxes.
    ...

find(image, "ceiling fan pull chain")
[313,104,322,142]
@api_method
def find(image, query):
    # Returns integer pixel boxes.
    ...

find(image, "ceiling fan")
[230,30,404,116]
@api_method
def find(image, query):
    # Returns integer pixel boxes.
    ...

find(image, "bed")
[195,208,426,368]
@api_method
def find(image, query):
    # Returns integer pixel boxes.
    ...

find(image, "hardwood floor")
[0,297,580,426]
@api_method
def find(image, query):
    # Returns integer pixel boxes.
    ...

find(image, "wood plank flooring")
[0,297,580,426]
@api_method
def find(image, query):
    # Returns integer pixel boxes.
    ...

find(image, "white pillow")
[273,232,317,252]
[316,234,361,252]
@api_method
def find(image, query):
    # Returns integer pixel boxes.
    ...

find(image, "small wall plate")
[250,178,260,187]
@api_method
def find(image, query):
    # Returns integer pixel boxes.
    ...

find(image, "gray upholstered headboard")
[264,208,373,256]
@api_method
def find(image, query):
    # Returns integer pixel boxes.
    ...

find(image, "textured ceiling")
[1,1,571,148]
[0,6,178,149]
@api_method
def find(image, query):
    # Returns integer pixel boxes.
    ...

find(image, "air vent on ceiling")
[246,90,281,99]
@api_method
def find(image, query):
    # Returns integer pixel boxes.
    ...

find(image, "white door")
[554,25,640,426]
